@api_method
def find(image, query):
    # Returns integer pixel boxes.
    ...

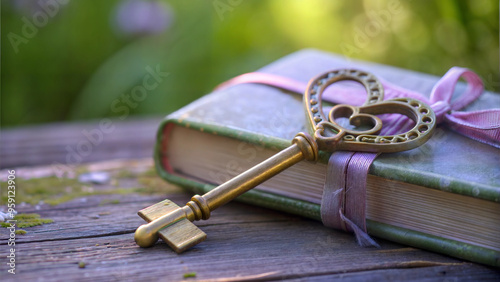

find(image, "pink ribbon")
[216,67,499,148]
[216,67,500,246]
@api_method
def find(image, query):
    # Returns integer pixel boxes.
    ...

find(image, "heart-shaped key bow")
[304,69,435,153]
[134,69,436,253]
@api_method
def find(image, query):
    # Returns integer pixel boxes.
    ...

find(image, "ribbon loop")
[430,67,484,110]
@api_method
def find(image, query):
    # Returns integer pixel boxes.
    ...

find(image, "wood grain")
[1,186,499,281]
[1,117,162,168]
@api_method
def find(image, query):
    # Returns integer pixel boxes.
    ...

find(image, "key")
[134,69,436,253]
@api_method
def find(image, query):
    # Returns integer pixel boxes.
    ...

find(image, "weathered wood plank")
[1,117,162,168]
[4,204,495,282]
[285,264,500,281]
[1,161,498,281]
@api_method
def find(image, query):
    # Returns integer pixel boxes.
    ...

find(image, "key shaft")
[203,135,314,212]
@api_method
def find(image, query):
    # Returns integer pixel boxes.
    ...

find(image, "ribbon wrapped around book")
[216,66,499,247]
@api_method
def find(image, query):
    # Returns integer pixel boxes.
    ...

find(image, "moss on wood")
[1,213,53,228]
[0,164,179,207]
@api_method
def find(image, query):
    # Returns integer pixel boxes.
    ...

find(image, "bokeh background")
[2,0,499,128]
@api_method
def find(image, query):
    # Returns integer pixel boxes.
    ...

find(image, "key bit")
[134,69,436,253]
[135,199,207,253]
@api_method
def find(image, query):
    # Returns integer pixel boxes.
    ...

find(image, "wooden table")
[1,117,499,281]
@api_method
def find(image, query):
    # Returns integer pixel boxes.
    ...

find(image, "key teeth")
[158,218,207,253]
[138,199,181,222]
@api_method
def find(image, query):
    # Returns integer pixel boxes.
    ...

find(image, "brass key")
[134,69,436,253]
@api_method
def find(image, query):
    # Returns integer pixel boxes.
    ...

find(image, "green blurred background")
[1,0,498,128]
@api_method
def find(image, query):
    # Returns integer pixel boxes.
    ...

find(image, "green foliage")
[2,0,498,127]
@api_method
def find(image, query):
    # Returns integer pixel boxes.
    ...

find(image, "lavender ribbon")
[216,67,499,246]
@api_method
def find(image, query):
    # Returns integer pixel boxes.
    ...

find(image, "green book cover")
[154,49,500,267]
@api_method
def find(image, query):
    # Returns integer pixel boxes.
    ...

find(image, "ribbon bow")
[217,67,499,148]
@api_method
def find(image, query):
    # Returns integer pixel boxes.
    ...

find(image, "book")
[154,49,500,267]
